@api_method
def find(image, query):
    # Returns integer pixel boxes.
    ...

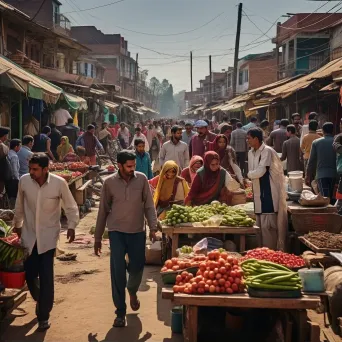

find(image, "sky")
[60,0,334,93]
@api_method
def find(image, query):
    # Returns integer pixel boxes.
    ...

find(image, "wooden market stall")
[162,287,321,342]
[162,225,260,257]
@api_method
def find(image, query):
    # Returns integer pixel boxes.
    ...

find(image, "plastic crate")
[291,213,342,234]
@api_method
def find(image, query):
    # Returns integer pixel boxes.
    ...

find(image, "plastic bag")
[193,238,208,254]
[201,214,224,227]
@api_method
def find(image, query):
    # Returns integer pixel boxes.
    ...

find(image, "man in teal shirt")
[134,138,153,179]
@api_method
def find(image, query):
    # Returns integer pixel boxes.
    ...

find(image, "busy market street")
[3,0,342,341]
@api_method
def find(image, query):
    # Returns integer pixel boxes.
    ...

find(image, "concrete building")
[70,26,137,98]
[273,13,342,79]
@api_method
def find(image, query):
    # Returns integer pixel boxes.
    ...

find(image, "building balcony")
[53,14,71,37]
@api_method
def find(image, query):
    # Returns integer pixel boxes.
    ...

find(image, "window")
[244,70,249,83]
[238,71,243,85]
[84,63,88,76]
[52,2,60,24]
[91,64,94,78]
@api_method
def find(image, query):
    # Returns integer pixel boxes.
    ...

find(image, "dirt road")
[0,208,182,342]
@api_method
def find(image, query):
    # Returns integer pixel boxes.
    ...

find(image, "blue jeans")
[109,231,146,317]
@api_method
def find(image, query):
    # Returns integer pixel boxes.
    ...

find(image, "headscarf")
[57,136,71,160]
[212,134,228,161]
[189,156,203,183]
[153,160,189,206]
[201,151,221,189]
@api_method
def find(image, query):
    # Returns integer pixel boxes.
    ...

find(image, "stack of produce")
[245,185,253,201]
[67,162,88,172]
[49,162,65,171]
[163,202,255,227]
[161,255,206,272]
[53,170,73,182]
[179,245,193,254]
[107,165,116,172]
[172,250,245,294]
[241,259,302,291]
[303,231,342,250]
[0,225,25,267]
[240,247,305,269]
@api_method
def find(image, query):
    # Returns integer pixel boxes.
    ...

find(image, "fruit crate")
[291,213,342,234]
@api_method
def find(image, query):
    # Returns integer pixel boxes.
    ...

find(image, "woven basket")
[231,190,247,206]
[292,213,342,234]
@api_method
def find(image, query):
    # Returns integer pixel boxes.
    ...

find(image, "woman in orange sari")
[185,151,240,206]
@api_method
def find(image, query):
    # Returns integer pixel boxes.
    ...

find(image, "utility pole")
[134,53,139,100]
[190,51,193,93]
[233,2,242,97]
[209,55,212,103]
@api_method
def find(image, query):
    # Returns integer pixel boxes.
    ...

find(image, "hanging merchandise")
[73,111,79,126]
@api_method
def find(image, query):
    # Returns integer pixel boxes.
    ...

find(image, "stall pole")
[18,93,22,139]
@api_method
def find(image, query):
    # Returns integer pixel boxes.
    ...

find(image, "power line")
[113,12,225,37]
[30,0,48,21]
[63,0,126,14]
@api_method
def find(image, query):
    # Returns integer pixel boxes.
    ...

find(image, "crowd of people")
[1,110,342,330]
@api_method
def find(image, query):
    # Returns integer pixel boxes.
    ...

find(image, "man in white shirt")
[13,153,79,331]
[159,125,190,170]
[52,106,72,129]
[130,127,150,152]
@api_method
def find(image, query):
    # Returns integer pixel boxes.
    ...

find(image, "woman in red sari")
[207,134,244,188]
[185,151,240,206]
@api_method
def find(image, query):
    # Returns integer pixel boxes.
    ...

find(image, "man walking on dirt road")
[13,153,79,331]
[94,150,157,328]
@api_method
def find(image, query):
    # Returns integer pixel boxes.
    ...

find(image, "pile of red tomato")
[240,247,305,268]
[173,250,245,295]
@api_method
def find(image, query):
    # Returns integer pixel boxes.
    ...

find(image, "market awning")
[0,55,62,103]
[104,100,119,110]
[264,57,342,98]
[90,88,107,96]
[320,82,339,91]
[63,93,88,111]
[220,102,246,112]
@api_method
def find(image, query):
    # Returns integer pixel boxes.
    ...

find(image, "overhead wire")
[63,0,126,14]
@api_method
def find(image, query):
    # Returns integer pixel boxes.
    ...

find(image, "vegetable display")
[172,250,245,294]
[303,231,342,250]
[161,255,206,272]
[0,234,25,266]
[107,165,115,172]
[245,185,253,201]
[163,202,255,227]
[180,245,193,254]
[67,162,88,171]
[241,259,302,291]
[240,247,305,269]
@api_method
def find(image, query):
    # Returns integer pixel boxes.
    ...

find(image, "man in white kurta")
[247,127,287,250]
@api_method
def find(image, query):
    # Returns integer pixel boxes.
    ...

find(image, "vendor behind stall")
[247,127,287,251]
[149,160,189,219]
[206,134,244,188]
[57,136,74,162]
[184,151,240,206]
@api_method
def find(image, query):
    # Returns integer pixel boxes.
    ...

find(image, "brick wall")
[103,66,119,84]
[5,0,53,28]
[248,58,278,90]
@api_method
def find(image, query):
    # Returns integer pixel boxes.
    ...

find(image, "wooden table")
[67,172,89,206]
[162,225,260,257]
[287,201,337,214]
[162,287,321,342]
[0,286,27,320]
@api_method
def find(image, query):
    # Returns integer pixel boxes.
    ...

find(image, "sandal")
[130,296,140,311]
[37,320,51,332]
[113,316,126,328]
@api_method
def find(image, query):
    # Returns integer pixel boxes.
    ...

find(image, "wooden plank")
[172,233,179,258]
[239,234,246,252]
[173,293,320,309]
[287,203,337,214]
[162,287,174,300]
[308,321,320,342]
[163,225,259,235]
[78,179,92,191]
[187,306,198,342]
[0,286,27,300]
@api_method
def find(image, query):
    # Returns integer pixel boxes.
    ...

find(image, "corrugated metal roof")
[0,1,30,18]
[320,82,338,91]
[264,57,342,98]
